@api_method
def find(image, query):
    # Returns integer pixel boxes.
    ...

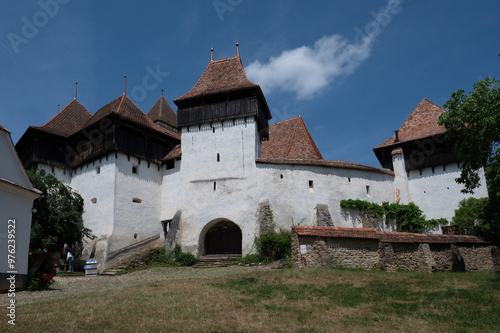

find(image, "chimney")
[394,130,400,143]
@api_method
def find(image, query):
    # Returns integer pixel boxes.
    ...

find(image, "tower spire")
[236,41,239,57]
[57,103,60,114]
[123,75,127,95]
[211,46,214,61]
[161,88,164,97]
[74,82,78,100]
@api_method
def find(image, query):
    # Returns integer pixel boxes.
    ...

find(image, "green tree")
[439,77,500,244]
[438,77,500,197]
[452,197,489,236]
[28,168,93,252]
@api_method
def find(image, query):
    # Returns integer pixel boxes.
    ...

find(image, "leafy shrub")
[144,247,170,265]
[238,253,263,265]
[173,245,199,266]
[452,197,491,236]
[25,272,54,291]
[255,230,291,261]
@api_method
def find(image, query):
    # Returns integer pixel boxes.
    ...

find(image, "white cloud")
[246,0,404,100]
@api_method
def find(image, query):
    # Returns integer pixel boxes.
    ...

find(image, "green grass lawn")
[4,267,500,332]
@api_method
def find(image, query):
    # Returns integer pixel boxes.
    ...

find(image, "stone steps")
[193,255,240,268]
[100,265,127,276]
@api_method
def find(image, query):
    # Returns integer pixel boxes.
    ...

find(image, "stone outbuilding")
[292,226,500,272]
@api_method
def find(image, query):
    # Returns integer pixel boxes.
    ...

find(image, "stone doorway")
[204,220,242,255]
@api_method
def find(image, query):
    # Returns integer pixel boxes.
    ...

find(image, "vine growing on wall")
[340,199,448,233]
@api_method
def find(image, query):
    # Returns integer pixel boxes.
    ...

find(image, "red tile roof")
[174,56,259,102]
[261,116,323,160]
[292,226,489,244]
[32,100,92,137]
[256,158,394,176]
[162,144,181,161]
[85,94,180,140]
[147,95,177,129]
[375,98,447,149]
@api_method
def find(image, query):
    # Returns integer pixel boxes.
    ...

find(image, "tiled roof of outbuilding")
[375,98,447,149]
[292,226,489,244]
[261,116,323,160]
[32,100,92,137]
[85,94,180,140]
[256,158,394,176]
[174,56,259,102]
[147,95,177,128]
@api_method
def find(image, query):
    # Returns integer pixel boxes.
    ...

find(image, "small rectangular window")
[132,165,138,174]
[309,180,314,194]
[214,182,217,191]
[96,166,100,174]
[366,185,371,199]
[91,198,97,204]
[132,198,142,204]
[217,153,220,162]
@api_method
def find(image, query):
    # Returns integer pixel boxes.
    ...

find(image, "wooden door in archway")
[205,220,242,255]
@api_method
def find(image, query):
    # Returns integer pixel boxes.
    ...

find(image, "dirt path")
[1,265,273,306]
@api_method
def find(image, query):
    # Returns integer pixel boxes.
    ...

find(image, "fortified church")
[16,51,488,271]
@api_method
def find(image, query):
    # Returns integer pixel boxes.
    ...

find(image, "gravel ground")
[1,265,274,307]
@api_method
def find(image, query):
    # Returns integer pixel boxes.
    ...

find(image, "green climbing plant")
[340,199,447,233]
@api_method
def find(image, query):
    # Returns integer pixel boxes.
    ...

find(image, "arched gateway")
[201,220,242,255]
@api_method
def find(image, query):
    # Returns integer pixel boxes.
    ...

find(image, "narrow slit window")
[280,174,283,179]
[366,185,371,199]
[309,180,314,194]
[214,182,217,191]
[132,198,142,204]
[217,153,220,162]
[96,166,100,174]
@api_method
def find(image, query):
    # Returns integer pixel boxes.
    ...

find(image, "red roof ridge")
[374,98,447,149]
[174,55,258,103]
[285,117,301,158]
[33,99,92,137]
[261,116,323,160]
[292,226,489,244]
[84,94,180,140]
[299,116,322,159]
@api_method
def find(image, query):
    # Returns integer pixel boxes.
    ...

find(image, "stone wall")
[292,228,500,272]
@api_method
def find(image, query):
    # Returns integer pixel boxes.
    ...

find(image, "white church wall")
[253,164,395,231]
[161,132,397,256]
[162,119,263,255]
[38,164,72,185]
[180,118,259,181]
[407,162,489,222]
[69,156,117,261]
[110,153,163,253]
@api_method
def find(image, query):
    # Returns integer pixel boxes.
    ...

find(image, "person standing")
[66,250,74,272]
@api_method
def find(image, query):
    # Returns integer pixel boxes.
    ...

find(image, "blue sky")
[1,0,498,167]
